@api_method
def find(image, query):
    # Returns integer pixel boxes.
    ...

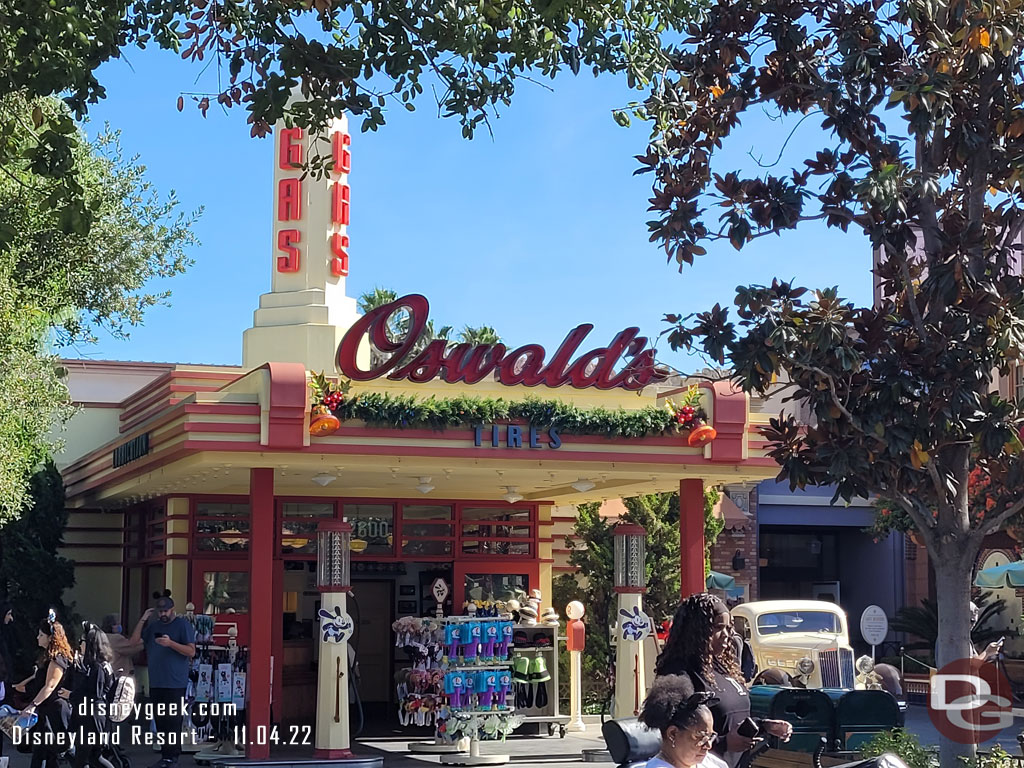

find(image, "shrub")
[859,729,937,768]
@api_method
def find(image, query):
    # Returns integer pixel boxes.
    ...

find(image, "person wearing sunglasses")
[639,675,726,768]
[655,594,792,767]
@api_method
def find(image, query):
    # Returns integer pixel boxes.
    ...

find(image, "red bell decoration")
[687,424,717,447]
[309,405,341,436]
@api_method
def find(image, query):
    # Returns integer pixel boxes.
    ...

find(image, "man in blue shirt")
[130,595,196,768]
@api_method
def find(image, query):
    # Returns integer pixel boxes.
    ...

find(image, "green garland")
[330,391,680,438]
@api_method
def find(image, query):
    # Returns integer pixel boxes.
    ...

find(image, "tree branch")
[925,458,953,518]
[885,242,931,343]
[975,495,1024,540]
[892,490,937,537]
[788,361,865,435]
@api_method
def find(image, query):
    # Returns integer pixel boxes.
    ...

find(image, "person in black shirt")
[68,624,116,768]
[19,611,74,768]
[655,594,792,768]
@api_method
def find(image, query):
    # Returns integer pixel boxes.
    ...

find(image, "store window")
[124,509,144,562]
[464,573,528,604]
[145,506,166,556]
[147,564,164,603]
[194,502,250,552]
[202,571,249,614]
[401,505,454,557]
[459,507,535,557]
[342,504,394,556]
[281,502,334,555]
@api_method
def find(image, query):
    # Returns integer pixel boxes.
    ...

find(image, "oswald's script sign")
[337,294,667,391]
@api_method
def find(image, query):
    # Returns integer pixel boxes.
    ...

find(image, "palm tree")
[458,325,502,345]
[357,287,398,315]
[891,590,1007,656]
[357,288,453,366]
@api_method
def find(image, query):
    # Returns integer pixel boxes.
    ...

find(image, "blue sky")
[76,47,875,370]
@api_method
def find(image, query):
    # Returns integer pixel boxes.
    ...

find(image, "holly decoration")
[665,385,717,446]
[308,371,352,437]
[310,371,352,410]
[305,372,728,446]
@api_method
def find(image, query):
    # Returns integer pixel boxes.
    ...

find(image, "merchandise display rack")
[510,624,569,738]
[436,616,518,767]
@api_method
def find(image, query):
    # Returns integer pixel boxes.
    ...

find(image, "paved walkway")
[4,708,1024,768]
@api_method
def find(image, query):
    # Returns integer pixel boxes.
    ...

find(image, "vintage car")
[731,600,857,689]
[733,600,904,754]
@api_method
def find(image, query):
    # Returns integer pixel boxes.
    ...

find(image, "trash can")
[824,689,901,751]
[749,685,836,752]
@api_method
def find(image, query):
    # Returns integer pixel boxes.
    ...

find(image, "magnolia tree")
[637,1,1024,763]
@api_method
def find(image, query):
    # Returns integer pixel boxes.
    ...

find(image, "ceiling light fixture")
[571,479,596,493]
[416,476,435,494]
[503,486,524,504]
[311,473,337,487]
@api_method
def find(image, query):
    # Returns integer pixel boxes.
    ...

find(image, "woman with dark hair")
[69,624,116,768]
[16,610,74,768]
[655,594,792,768]
[639,675,726,768]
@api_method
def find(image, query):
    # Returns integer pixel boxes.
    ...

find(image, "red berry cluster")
[676,405,699,428]
[323,391,344,410]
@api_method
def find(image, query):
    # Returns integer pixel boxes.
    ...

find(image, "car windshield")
[756,611,841,635]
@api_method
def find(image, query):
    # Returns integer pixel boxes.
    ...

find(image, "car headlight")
[797,657,815,675]
[856,655,875,675]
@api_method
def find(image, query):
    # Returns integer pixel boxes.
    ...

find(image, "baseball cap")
[156,596,175,610]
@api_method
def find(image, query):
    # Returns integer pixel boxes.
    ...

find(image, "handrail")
[900,654,936,672]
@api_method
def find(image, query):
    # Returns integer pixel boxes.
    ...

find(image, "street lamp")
[613,524,646,591]
[315,521,355,759]
[613,523,649,719]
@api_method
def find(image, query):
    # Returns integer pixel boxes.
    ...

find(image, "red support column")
[680,478,705,598]
[249,468,274,759]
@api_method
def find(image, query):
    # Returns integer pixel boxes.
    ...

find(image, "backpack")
[106,666,135,724]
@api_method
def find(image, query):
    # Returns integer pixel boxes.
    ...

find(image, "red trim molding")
[263,362,308,448]
[706,381,748,463]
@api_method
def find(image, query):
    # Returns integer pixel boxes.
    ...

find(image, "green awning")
[707,571,737,590]
[975,561,1024,588]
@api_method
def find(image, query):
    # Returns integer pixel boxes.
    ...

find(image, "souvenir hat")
[541,607,559,626]
[513,630,531,647]
[532,632,552,647]
[528,656,551,683]
[529,589,542,601]
[519,604,538,624]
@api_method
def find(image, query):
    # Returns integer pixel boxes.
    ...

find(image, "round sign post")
[860,605,889,664]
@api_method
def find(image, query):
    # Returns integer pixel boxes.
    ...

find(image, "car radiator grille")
[819,648,855,688]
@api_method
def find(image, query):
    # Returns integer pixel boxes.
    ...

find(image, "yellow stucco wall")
[165,498,190,600]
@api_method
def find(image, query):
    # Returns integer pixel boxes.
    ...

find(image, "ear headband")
[671,692,718,721]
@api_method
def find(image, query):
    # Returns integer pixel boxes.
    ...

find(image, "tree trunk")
[932,545,978,768]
